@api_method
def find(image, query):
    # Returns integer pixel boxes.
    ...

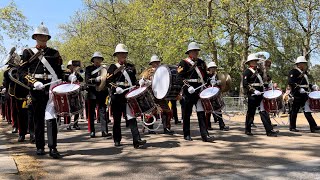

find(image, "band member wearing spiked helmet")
[177,42,214,142]
[107,43,146,148]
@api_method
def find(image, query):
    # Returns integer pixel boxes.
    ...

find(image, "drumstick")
[113,86,136,95]
[194,84,206,91]
[33,79,62,90]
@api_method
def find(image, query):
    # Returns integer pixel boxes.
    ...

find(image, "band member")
[139,55,174,134]
[205,62,229,131]
[20,23,65,158]
[169,100,181,124]
[64,60,84,130]
[108,43,146,148]
[0,86,5,120]
[85,52,112,138]
[242,53,278,136]
[288,56,320,133]
[177,42,214,142]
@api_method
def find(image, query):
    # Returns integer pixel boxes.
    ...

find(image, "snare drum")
[126,86,156,117]
[200,87,225,113]
[52,83,83,116]
[308,91,320,112]
[152,65,183,100]
[263,89,283,113]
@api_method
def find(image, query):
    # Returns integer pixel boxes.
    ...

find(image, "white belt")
[186,79,201,83]
[34,74,53,79]
[250,83,263,87]
[299,85,309,88]
[116,82,129,86]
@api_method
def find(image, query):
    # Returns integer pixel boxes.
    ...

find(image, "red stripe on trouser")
[87,100,91,132]
[10,97,15,127]
[96,105,99,122]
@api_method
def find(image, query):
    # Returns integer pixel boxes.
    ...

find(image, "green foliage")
[54,0,320,94]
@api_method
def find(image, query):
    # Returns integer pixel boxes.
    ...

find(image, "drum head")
[126,87,147,98]
[309,91,320,99]
[152,65,170,99]
[200,87,220,98]
[263,89,282,99]
[52,83,80,93]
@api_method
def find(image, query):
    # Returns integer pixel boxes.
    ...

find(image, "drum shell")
[200,88,225,113]
[309,91,320,112]
[263,95,283,113]
[126,86,157,117]
[52,83,83,116]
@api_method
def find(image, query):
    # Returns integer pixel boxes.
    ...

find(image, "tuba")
[217,72,232,92]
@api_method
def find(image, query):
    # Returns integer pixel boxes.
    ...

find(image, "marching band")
[1,22,320,159]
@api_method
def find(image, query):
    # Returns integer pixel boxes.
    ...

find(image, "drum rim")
[125,86,150,99]
[263,89,283,99]
[309,91,320,99]
[200,87,220,99]
[51,82,81,94]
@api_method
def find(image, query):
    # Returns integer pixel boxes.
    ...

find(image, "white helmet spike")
[32,22,51,40]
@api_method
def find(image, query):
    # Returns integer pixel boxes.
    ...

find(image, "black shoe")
[49,148,61,159]
[73,124,81,130]
[289,128,299,132]
[245,131,253,136]
[36,149,45,155]
[30,135,35,144]
[18,135,25,142]
[90,132,95,138]
[164,128,174,135]
[114,141,121,147]
[313,126,320,130]
[66,126,72,130]
[207,127,214,130]
[102,131,112,138]
[12,127,17,133]
[184,135,193,141]
[267,131,278,137]
[175,120,181,124]
[202,135,214,142]
[220,126,230,131]
[133,139,147,149]
[148,130,156,134]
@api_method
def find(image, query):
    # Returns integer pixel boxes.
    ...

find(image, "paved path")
[0,134,19,180]
[1,113,320,179]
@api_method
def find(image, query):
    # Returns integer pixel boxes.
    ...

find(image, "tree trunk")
[206,0,218,63]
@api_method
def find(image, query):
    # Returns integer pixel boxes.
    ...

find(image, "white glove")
[254,90,262,96]
[116,87,124,94]
[299,88,306,94]
[210,79,217,86]
[68,74,77,82]
[139,79,145,86]
[33,81,44,90]
[312,84,319,91]
[188,86,195,94]
[1,88,6,93]
[95,76,102,82]
[216,80,221,85]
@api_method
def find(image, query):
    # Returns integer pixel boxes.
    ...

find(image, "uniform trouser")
[245,95,273,133]
[28,104,34,137]
[111,94,140,143]
[31,90,58,149]
[289,99,317,130]
[16,99,28,136]
[170,100,179,122]
[180,98,185,121]
[182,95,208,138]
[64,114,79,125]
[10,97,18,129]
[206,110,225,129]
[87,98,108,133]
[148,112,171,130]
[1,102,5,119]
[5,97,11,123]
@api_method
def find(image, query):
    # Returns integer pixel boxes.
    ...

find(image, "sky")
[0,0,85,63]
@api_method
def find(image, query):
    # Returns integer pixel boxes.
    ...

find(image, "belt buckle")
[43,73,48,80]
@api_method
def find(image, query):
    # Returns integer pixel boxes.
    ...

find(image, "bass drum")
[152,65,183,100]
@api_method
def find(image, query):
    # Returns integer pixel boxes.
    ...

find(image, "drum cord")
[141,112,162,131]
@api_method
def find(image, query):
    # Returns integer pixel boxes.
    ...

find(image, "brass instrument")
[217,72,232,92]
